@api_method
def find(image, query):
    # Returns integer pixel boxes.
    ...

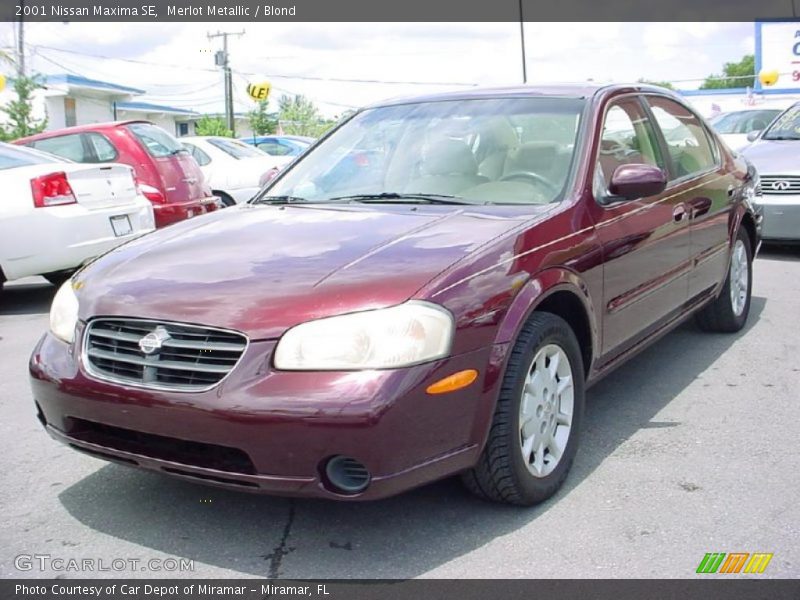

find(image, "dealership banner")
[3,579,800,599]
[2,0,800,22]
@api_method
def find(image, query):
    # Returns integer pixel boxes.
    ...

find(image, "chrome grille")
[759,175,800,195]
[84,318,248,391]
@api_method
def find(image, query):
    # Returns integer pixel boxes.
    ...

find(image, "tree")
[700,54,755,90]
[637,78,675,90]
[194,115,233,137]
[0,74,48,141]
[277,94,336,137]
[247,100,278,136]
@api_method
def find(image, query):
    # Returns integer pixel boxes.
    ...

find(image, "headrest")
[421,139,479,176]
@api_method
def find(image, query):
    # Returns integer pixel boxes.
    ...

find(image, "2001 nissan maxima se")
[30,84,760,505]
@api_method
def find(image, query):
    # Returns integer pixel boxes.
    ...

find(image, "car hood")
[741,140,800,174]
[75,203,544,339]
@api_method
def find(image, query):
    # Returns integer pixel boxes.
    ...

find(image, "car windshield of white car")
[209,138,266,159]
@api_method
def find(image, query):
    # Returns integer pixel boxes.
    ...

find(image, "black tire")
[215,192,236,208]
[42,271,72,287]
[462,312,586,506]
[695,227,752,333]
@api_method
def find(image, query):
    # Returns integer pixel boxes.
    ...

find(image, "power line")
[30,42,479,87]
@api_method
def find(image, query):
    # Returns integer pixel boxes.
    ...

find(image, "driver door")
[589,96,692,361]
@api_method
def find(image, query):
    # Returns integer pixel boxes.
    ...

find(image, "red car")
[30,84,760,505]
[16,121,218,228]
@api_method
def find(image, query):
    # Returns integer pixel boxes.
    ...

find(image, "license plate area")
[110,215,133,237]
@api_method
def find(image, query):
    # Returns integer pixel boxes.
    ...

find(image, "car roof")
[364,83,678,109]
[15,120,153,143]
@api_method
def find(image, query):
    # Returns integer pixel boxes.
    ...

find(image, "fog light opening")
[324,456,371,495]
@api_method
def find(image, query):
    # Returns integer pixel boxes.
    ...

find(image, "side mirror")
[746,130,762,142]
[607,164,667,201]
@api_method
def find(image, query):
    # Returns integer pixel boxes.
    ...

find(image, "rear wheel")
[462,312,585,506]
[215,192,236,207]
[696,228,752,333]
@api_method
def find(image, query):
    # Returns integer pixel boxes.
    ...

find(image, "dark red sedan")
[30,84,761,505]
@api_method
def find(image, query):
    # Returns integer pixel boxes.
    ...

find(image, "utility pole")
[207,30,244,136]
[17,0,25,76]
[518,0,527,84]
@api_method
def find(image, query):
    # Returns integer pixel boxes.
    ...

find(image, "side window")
[646,96,717,180]
[85,133,117,162]
[598,100,663,185]
[31,134,87,162]
[184,143,211,166]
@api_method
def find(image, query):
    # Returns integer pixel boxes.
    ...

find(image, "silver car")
[741,103,800,242]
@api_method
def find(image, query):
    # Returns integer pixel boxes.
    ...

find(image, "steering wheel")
[499,171,560,195]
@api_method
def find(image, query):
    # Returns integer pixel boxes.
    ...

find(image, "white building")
[0,74,201,137]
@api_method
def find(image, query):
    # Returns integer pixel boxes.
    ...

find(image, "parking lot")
[0,246,796,579]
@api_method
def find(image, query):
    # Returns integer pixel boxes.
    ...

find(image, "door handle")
[687,196,712,219]
[673,204,688,222]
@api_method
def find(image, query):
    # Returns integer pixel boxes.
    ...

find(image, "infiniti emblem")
[138,326,171,355]
[771,180,791,191]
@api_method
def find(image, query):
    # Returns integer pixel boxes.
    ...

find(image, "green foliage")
[277,94,335,138]
[247,100,278,136]
[194,115,233,137]
[700,54,755,90]
[0,74,48,142]
[637,78,675,90]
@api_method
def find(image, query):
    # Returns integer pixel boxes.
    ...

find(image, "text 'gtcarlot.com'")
[14,554,194,572]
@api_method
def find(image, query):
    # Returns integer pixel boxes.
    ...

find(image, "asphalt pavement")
[1,246,798,579]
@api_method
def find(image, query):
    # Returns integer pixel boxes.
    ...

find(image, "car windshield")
[127,123,187,157]
[261,96,585,205]
[761,105,800,140]
[709,110,781,134]
[0,143,59,169]
[208,137,265,159]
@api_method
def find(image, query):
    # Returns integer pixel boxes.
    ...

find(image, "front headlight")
[50,281,79,343]
[273,301,454,370]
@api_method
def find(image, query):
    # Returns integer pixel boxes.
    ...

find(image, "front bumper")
[29,331,506,500]
[754,195,800,241]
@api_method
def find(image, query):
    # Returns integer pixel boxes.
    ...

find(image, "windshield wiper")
[250,195,310,205]
[762,135,800,141]
[326,192,471,205]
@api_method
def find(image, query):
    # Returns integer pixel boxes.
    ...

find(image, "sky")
[0,22,756,118]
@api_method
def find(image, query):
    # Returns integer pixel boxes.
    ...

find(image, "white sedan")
[0,143,155,291]
[181,136,291,206]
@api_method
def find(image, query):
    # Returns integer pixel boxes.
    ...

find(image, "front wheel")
[43,271,73,287]
[695,228,752,333]
[462,312,585,506]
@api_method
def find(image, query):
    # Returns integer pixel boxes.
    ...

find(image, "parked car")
[16,121,219,228]
[740,102,800,242]
[708,108,783,151]
[180,136,291,205]
[31,84,759,505]
[240,135,313,157]
[0,143,154,293]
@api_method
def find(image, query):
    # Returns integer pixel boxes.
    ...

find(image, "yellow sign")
[759,69,780,87]
[0,74,5,92]
[246,81,271,101]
